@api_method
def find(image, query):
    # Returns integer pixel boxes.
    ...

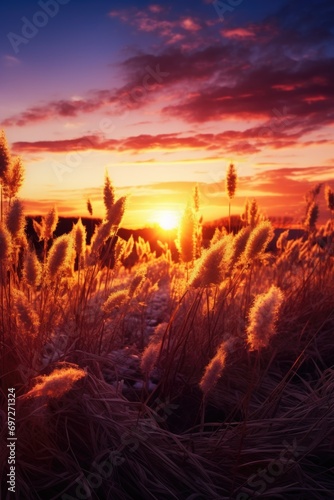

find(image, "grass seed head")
[87,198,93,216]
[230,226,252,268]
[199,342,229,397]
[72,218,86,257]
[3,156,25,199]
[305,201,319,231]
[226,163,237,200]
[47,234,73,279]
[102,290,128,313]
[141,342,160,377]
[103,171,115,217]
[246,285,284,350]
[12,289,40,332]
[23,249,42,287]
[0,222,12,260]
[6,198,25,241]
[177,204,197,263]
[107,196,126,226]
[325,185,334,212]
[0,129,11,180]
[43,206,59,241]
[25,366,86,399]
[190,235,232,287]
[243,220,274,263]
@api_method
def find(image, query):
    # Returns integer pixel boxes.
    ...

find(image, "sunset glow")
[152,210,180,230]
[0,0,333,227]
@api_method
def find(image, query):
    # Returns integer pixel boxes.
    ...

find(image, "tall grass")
[1,130,334,499]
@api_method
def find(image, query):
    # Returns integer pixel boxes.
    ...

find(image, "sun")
[154,210,180,230]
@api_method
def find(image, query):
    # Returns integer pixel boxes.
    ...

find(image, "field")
[1,138,334,499]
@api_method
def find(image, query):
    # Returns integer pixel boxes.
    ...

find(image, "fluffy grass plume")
[243,220,274,262]
[0,222,12,260]
[33,207,59,242]
[325,185,334,213]
[140,323,168,376]
[43,206,58,241]
[249,198,262,227]
[23,249,42,287]
[305,201,319,230]
[46,234,73,279]
[6,198,25,241]
[226,162,237,200]
[0,129,11,180]
[102,290,128,313]
[129,268,146,297]
[193,183,200,212]
[177,204,196,263]
[190,236,232,287]
[12,289,40,332]
[226,163,237,233]
[72,217,86,257]
[229,226,251,268]
[199,340,232,397]
[24,365,86,399]
[87,198,93,216]
[140,342,161,376]
[3,156,25,200]
[89,219,114,260]
[246,285,284,350]
[107,196,126,226]
[123,233,134,259]
[103,171,115,217]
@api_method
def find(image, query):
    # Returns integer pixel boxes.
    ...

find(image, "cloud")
[162,53,334,129]
[181,18,201,31]
[222,27,256,39]
[109,5,203,43]
[8,129,276,155]
[2,96,103,127]
[12,121,329,158]
[13,135,114,153]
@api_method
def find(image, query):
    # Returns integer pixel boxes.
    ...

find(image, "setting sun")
[153,210,180,230]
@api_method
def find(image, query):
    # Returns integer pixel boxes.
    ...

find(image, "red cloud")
[181,18,201,32]
[223,27,255,38]
[12,123,312,157]
[2,96,104,127]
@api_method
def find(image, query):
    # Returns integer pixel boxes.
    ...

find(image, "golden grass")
[1,131,334,498]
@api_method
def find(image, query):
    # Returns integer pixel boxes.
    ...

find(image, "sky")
[0,0,333,228]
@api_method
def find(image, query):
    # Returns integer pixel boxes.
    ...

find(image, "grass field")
[1,133,334,499]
